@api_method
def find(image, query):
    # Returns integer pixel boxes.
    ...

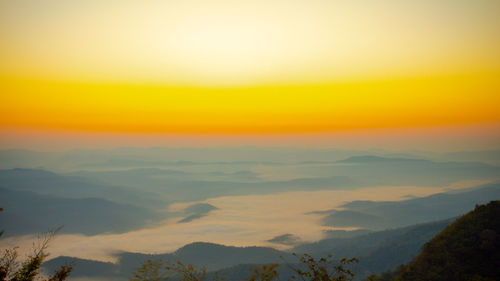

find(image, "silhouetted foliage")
[131,259,167,281]
[284,254,357,281]
[131,260,221,281]
[0,214,73,281]
[131,253,358,281]
[247,264,279,281]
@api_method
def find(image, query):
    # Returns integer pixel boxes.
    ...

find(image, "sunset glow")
[0,0,499,144]
[1,73,499,135]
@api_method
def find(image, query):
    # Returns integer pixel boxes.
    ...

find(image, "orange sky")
[1,0,499,147]
[1,72,499,135]
[1,124,499,152]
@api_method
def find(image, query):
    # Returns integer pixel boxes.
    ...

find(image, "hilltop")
[391,201,500,281]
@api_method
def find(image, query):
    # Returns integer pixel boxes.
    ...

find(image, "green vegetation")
[130,254,359,281]
[381,201,500,281]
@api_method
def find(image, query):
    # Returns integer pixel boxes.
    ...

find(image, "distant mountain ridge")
[320,182,500,230]
[338,155,430,163]
[0,187,162,236]
[44,242,289,279]
[0,168,164,207]
[2,148,499,170]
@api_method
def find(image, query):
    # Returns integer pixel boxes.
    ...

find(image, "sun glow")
[0,0,499,135]
[2,0,500,85]
[164,13,286,83]
[1,73,499,134]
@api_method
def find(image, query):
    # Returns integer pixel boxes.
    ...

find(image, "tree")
[131,260,213,281]
[130,259,166,281]
[0,208,73,281]
[285,254,358,281]
[247,264,280,281]
[130,253,358,281]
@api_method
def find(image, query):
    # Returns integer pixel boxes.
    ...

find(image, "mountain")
[42,219,453,280]
[43,242,290,279]
[392,200,500,281]
[0,187,162,236]
[0,148,375,171]
[43,256,119,279]
[177,203,218,223]
[3,152,499,205]
[438,150,500,165]
[320,183,500,230]
[68,170,356,202]
[118,242,290,272]
[267,234,301,245]
[334,156,500,186]
[293,218,454,279]
[0,168,165,207]
[0,167,357,204]
[72,155,500,197]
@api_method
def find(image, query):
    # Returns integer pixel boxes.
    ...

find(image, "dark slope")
[43,242,289,279]
[394,200,500,281]
[43,256,119,279]
[117,242,290,272]
[0,168,164,207]
[0,187,161,236]
[294,219,453,278]
[321,183,500,230]
[177,203,218,223]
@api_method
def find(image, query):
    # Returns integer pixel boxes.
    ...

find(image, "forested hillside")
[390,200,500,281]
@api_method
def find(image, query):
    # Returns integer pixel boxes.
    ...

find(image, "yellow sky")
[0,0,499,135]
[1,74,500,134]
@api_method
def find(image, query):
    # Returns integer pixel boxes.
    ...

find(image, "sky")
[1,0,499,150]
